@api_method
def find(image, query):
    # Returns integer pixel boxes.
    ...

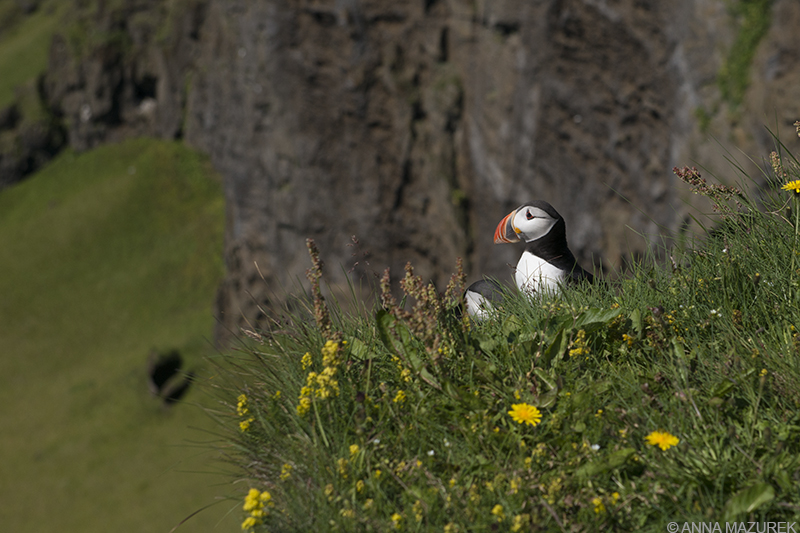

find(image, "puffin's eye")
[526,210,534,220]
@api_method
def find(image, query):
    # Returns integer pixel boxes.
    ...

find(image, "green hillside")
[0,138,237,532]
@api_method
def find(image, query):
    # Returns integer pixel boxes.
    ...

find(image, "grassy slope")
[0,0,62,108]
[222,164,800,531]
[0,138,238,532]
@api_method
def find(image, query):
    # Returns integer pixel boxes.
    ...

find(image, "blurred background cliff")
[3,0,800,342]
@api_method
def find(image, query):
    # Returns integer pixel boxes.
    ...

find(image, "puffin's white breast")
[514,251,565,295]
[465,290,495,320]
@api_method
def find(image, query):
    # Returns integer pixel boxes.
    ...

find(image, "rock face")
[35,0,800,343]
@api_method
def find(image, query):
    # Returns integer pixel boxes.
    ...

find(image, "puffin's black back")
[518,201,593,284]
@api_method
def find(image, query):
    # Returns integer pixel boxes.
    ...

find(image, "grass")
[216,147,800,531]
[717,0,773,113]
[0,0,63,109]
[0,137,238,533]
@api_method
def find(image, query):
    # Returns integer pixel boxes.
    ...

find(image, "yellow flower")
[508,403,542,426]
[363,498,374,510]
[243,488,262,511]
[782,180,800,194]
[237,394,249,416]
[645,430,680,451]
[321,340,340,366]
[511,514,530,532]
[391,512,403,528]
[349,444,360,457]
[280,463,292,480]
[296,396,311,416]
[241,516,259,530]
[337,457,349,478]
[592,496,606,514]
[301,351,313,369]
[374,469,382,479]
[239,417,254,432]
[612,492,620,504]
[412,500,423,522]
[393,390,407,404]
[356,480,365,493]
[340,508,355,518]
[491,504,505,521]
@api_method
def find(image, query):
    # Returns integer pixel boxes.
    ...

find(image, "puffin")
[463,278,507,320]
[494,201,593,295]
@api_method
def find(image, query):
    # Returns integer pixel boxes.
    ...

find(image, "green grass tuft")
[219,148,800,531]
[717,0,773,113]
[0,138,238,532]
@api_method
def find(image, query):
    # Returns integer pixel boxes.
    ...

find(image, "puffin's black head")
[494,201,566,244]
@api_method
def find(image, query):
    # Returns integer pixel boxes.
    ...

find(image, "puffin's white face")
[495,205,559,244]
[511,206,557,242]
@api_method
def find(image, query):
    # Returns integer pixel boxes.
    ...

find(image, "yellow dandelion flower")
[508,403,542,427]
[349,444,360,457]
[491,504,505,522]
[760,368,768,376]
[782,180,800,194]
[645,430,679,451]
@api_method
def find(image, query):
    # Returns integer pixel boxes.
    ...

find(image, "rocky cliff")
[26,0,800,342]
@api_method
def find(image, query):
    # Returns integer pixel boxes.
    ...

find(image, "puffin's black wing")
[568,266,593,284]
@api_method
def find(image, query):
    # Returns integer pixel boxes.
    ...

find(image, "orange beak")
[494,209,521,244]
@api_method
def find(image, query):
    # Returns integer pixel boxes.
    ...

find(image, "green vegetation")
[0,138,237,533]
[0,1,63,108]
[717,0,773,112]
[219,148,800,530]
